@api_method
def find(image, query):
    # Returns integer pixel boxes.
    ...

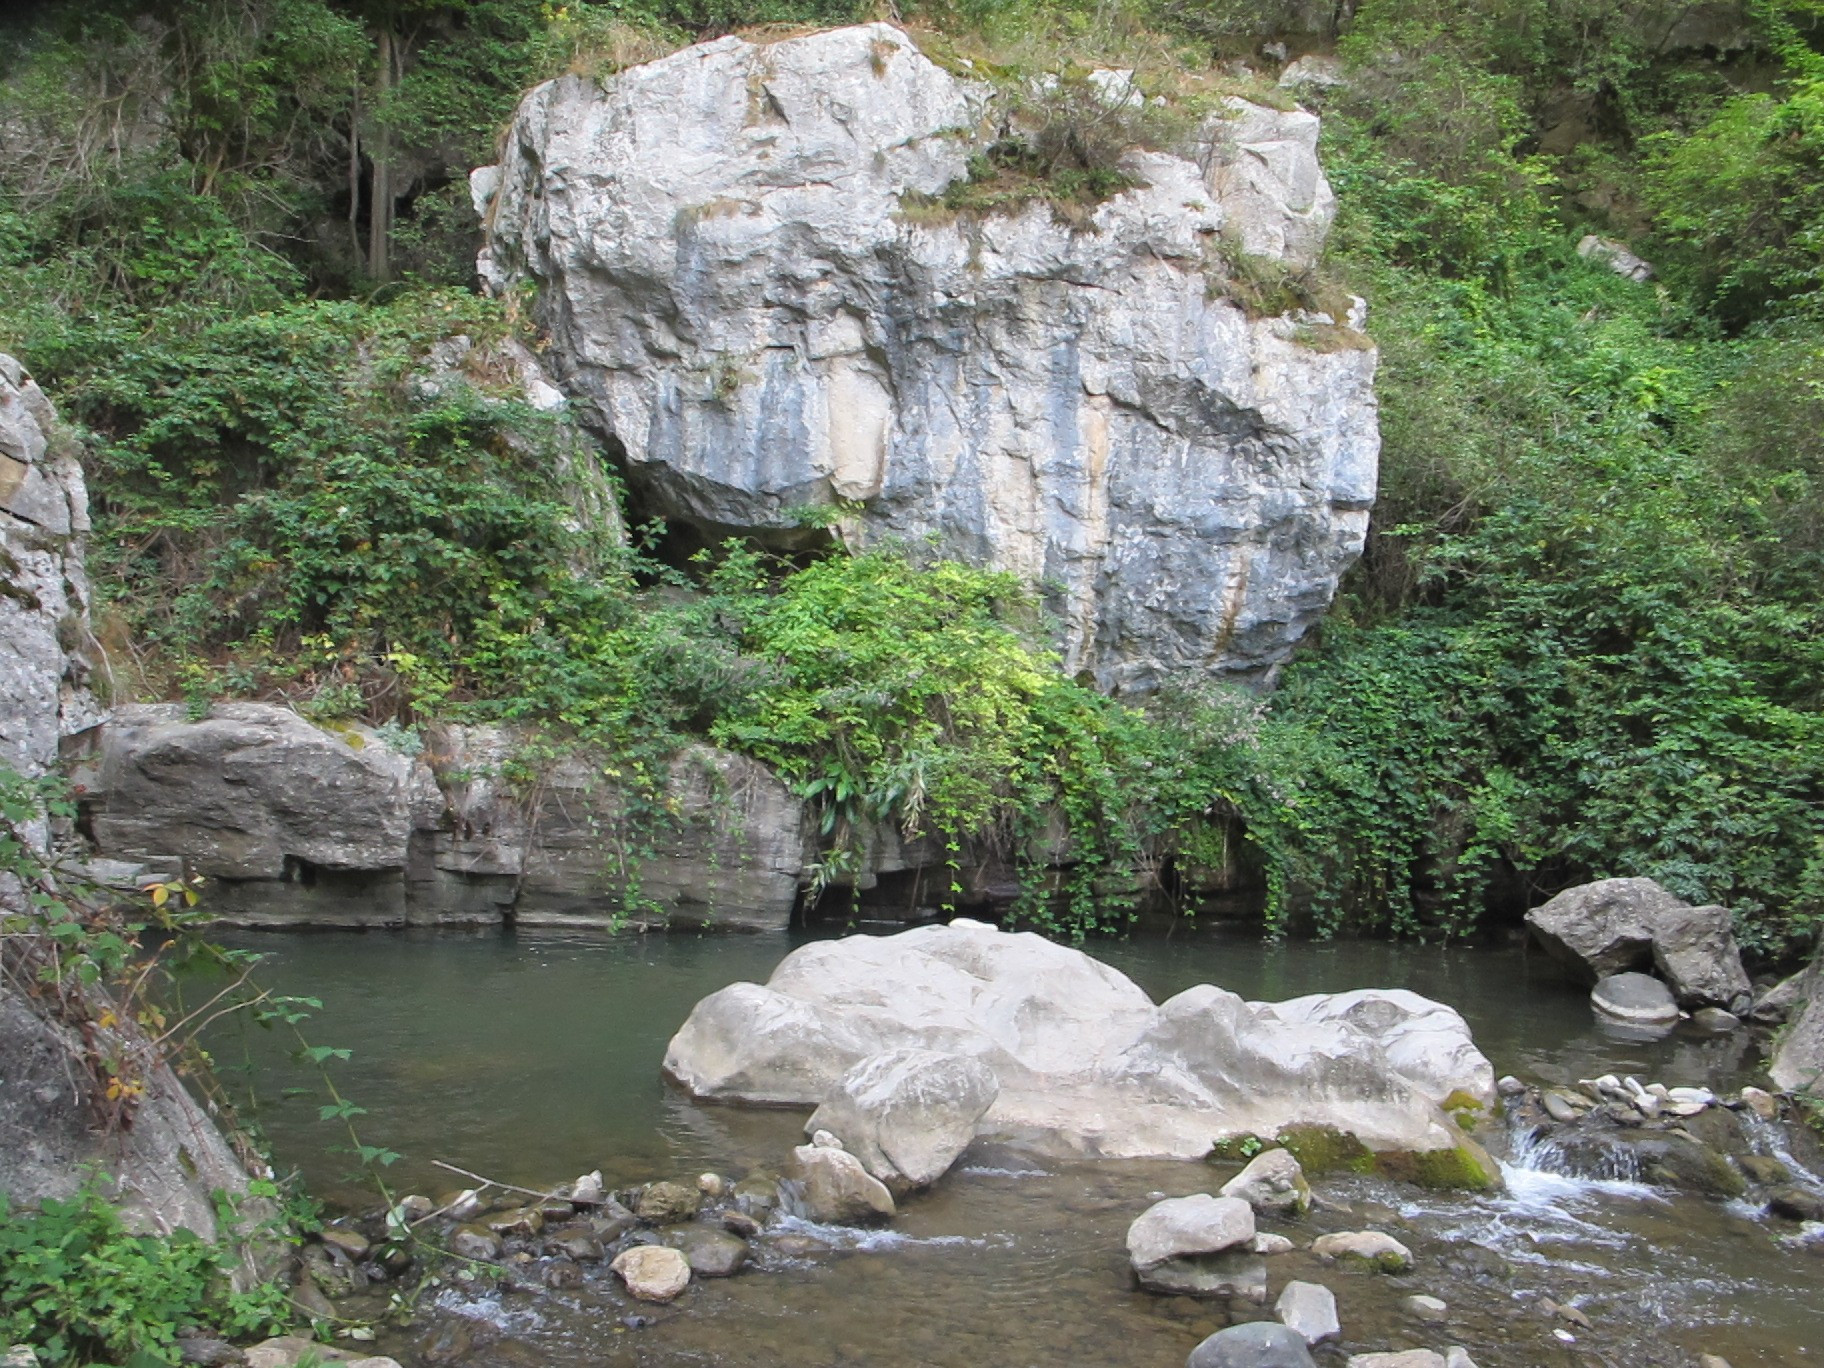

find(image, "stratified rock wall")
[0,357,257,1246]
[0,355,99,804]
[477,24,1378,691]
[79,703,803,930]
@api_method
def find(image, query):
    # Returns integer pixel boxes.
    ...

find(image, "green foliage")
[0,1183,287,1367]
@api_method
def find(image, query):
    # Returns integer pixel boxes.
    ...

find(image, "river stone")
[1186,1321,1317,1368]
[1769,1187,1824,1222]
[665,920,1496,1167]
[1525,878,1751,1010]
[1404,1293,1448,1323]
[664,1224,749,1277]
[1750,971,1808,1024]
[805,1046,999,1192]
[1220,1147,1311,1215]
[1738,1155,1789,1186]
[1346,1355,1446,1368]
[542,1257,583,1289]
[785,1144,895,1225]
[1541,1091,1583,1123]
[546,1225,606,1261]
[1310,1230,1412,1272]
[479,25,1378,695]
[1443,1351,1479,1368]
[1253,1232,1296,1254]
[244,1341,401,1368]
[1692,1007,1740,1032]
[1127,1194,1256,1269]
[1274,1279,1340,1343]
[1137,1251,1268,1300]
[483,1205,544,1240]
[634,1181,701,1225]
[1,1349,37,1368]
[447,1225,502,1261]
[611,1245,691,1301]
[569,1171,606,1205]
[175,1336,242,1368]
[1591,972,1679,1025]
[317,1227,370,1260]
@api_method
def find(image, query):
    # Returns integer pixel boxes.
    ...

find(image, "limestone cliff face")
[476,23,1378,691]
[0,354,99,805]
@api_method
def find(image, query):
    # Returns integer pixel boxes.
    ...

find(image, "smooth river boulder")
[805,1046,999,1192]
[1591,972,1679,1026]
[1187,1322,1317,1368]
[1524,877,1751,1011]
[1127,1195,1255,1269]
[478,23,1378,692]
[783,1143,896,1225]
[1219,1147,1311,1215]
[664,919,1497,1168]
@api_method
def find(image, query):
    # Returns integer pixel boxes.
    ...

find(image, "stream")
[202,923,1823,1367]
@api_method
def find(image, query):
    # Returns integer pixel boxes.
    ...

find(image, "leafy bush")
[0,1184,286,1367]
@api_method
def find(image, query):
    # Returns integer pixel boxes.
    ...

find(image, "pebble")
[1692,1008,1741,1032]
[317,1227,371,1260]
[1698,1356,1734,1368]
[1403,1293,1448,1323]
[1310,1230,1413,1272]
[1443,1350,1479,1368]
[1496,1075,1525,1096]
[1541,1091,1582,1123]
[1252,1232,1295,1254]
[1740,1087,1779,1121]
[698,1172,726,1197]
[570,1171,606,1205]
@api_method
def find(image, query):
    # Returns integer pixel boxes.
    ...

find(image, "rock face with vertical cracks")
[477,23,1378,691]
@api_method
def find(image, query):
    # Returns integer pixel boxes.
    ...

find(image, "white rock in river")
[784,1143,896,1225]
[611,1245,691,1301]
[664,919,1495,1165]
[806,1046,998,1192]
[1274,1279,1340,1344]
[478,23,1378,692]
[1126,1194,1255,1269]
[1219,1146,1310,1214]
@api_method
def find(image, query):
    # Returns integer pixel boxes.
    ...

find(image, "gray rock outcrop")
[1525,877,1751,1011]
[77,704,802,930]
[804,1046,998,1192]
[664,919,1497,1166]
[1769,955,1824,1096]
[477,23,1378,693]
[0,359,257,1250]
[0,355,99,805]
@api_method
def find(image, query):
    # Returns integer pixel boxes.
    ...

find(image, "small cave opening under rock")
[609,445,845,581]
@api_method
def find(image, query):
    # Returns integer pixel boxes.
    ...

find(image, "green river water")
[202,923,1824,1368]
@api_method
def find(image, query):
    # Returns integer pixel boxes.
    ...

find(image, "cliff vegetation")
[1,0,1821,951]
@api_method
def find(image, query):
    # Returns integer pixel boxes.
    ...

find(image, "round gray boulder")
[1591,972,1679,1026]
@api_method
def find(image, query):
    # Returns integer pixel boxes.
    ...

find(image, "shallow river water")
[205,923,1824,1368]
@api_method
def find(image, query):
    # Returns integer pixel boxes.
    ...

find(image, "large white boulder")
[478,24,1378,692]
[806,1047,998,1191]
[664,919,1496,1167]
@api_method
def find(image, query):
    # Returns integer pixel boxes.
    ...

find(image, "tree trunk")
[366,29,396,284]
